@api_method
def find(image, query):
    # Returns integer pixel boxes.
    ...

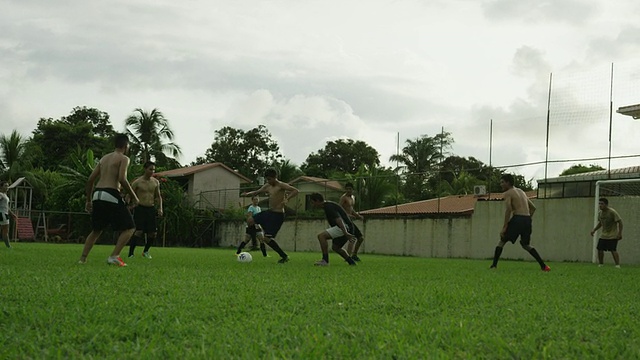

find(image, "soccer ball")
[237,252,253,263]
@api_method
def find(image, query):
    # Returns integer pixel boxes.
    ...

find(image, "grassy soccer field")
[1,243,639,359]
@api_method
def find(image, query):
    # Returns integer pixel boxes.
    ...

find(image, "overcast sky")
[2,0,640,182]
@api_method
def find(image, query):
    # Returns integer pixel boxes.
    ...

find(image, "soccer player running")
[128,161,163,259]
[490,174,550,272]
[309,192,358,266]
[79,133,139,266]
[590,197,623,268]
[236,196,268,257]
[340,182,365,262]
[0,181,17,249]
[241,168,298,264]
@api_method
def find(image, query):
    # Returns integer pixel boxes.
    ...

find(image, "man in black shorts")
[590,197,623,268]
[79,133,139,266]
[309,192,357,266]
[128,161,163,259]
[490,174,550,271]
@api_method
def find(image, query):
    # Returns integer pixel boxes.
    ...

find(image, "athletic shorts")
[134,205,157,233]
[91,188,135,231]
[325,224,354,248]
[0,213,9,226]
[253,210,285,238]
[503,215,532,246]
[597,239,619,252]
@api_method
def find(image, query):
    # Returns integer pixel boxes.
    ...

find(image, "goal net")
[593,179,640,263]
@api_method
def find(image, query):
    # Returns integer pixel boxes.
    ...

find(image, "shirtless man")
[128,161,163,259]
[241,168,299,264]
[490,174,550,271]
[78,133,139,266]
[340,182,365,262]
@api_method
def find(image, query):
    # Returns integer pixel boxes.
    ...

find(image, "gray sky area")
[2,0,640,181]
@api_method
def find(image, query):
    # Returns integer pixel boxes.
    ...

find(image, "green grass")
[1,243,639,359]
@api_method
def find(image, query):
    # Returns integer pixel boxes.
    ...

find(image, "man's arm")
[617,220,623,240]
[335,217,353,239]
[590,221,602,236]
[119,157,138,205]
[527,199,536,217]
[155,179,163,216]
[279,181,299,200]
[502,194,513,229]
[242,184,269,197]
[84,163,101,212]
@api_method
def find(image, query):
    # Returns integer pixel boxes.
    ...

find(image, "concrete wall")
[216,197,639,264]
[191,167,243,210]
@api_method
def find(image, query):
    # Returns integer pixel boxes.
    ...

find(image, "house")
[360,191,536,217]
[536,166,640,199]
[155,163,252,210]
[289,176,345,211]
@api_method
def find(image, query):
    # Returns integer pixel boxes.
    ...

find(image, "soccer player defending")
[590,197,623,268]
[79,133,139,266]
[340,182,365,261]
[128,161,163,259]
[241,168,298,264]
[309,192,357,266]
[490,174,550,271]
[236,196,268,257]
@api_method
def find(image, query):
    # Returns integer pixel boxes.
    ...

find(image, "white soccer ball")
[237,252,253,263]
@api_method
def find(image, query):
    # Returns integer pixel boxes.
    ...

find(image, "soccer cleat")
[351,255,361,262]
[78,259,86,264]
[314,259,329,266]
[142,252,152,259]
[128,254,135,258]
[489,265,497,270]
[107,256,127,267]
[277,257,289,264]
[615,265,621,269]
[598,264,604,267]
[542,265,551,272]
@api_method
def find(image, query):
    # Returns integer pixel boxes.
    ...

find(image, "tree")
[125,108,182,167]
[199,125,282,181]
[301,139,380,178]
[560,164,605,176]
[272,159,303,183]
[389,132,454,201]
[0,130,29,182]
[437,171,478,196]
[437,155,505,193]
[345,164,397,210]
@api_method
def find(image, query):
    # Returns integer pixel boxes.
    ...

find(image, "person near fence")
[340,182,365,262]
[128,161,163,259]
[78,133,139,266]
[241,168,298,264]
[0,181,17,249]
[490,174,550,272]
[309,192,357,266]
[236,196,268,257]
[590,197,623,268]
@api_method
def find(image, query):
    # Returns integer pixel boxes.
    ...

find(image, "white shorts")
[0,213,9,226]
[326,226,346,239]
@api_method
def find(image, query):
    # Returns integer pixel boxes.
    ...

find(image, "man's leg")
[265,236,288,262]
[143,232,155,257]
[612,251,620,266]
[317,232,330,263]
[598,250,604,265]
[522,243,547,270]
[490,240,507,268]
[257,234,268,257]
[110,228,135,258]
[236,233,251,255]
[129,230,143,257]
[332,242,356,265]
[351,237,364,261]
[1,225,11,248]
[79,230,103,263]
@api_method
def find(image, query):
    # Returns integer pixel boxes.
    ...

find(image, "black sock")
[322,253,329,263]
[491,246,503,267]
[129,235,141,256]
[527,248,546,268]
[143,237,153,253]
[267,239,287,259]
[236,241,247,254]
[260,243,267,257]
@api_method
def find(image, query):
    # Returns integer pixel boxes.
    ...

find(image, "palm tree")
[125,108,182,166]
[0,130,28,182]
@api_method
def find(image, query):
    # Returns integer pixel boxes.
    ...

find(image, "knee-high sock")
[143,236,154,253]
[260,243,267,257]
[267,239,287,259]
[128,235,142,256]
[236,241,247,254]
[491,246,503,267]
[527,248,546,268]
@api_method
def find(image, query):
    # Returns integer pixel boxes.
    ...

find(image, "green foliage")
[437,170,479,196]
[197,125,282,180]
[0,130,30,182]
[3,246,640,359]
[272,158,303,183]
[344,164,398,210]
[560,164,605,176]
[301,139,380,178]
[125,108,182,168]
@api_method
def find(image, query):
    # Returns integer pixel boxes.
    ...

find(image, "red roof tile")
[290,176,344,192]
[155,163,252,182]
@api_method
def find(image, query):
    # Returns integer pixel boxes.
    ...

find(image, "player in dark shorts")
[91,188,136,232]
[128,205,157,258]
[308,192,357,266]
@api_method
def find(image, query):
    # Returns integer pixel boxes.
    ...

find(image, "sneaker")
[128,254,135,258]
[314,259,329,266]
[107,256,127,267]
[142,252,152,259]
[351,255,361,262]
[78,259,86,264]
[542,265,551,272]
[277,257,289,264]
[489,265,497,270]
[615,265,621,269]
[598,264,604,267]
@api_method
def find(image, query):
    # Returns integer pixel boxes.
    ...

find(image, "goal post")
[593,179,640,263]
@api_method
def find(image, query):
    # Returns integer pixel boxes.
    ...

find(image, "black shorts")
[253,210,285,238]
[597,239,619,252]
[134,205,157,233]
[503,215,532,246]
[91,188,135,231]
